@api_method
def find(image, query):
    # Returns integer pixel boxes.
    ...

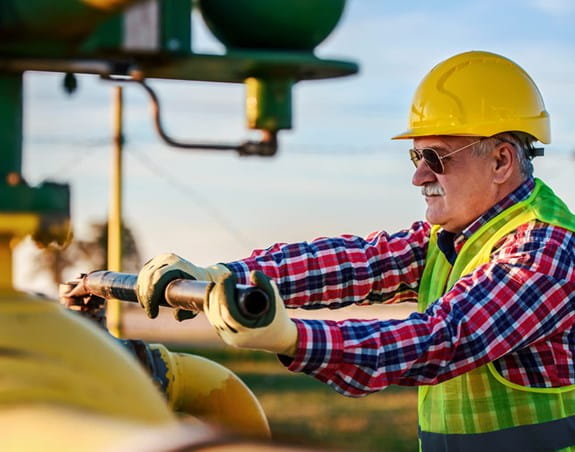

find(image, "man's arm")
[280,222,575,397]
[226,221,430,309]
[136,221,431,318]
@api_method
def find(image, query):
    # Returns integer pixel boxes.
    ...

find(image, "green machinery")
[0,0,358,449]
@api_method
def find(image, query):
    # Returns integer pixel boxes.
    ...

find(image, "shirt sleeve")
[225,221,431,309]
[280,222,575,397]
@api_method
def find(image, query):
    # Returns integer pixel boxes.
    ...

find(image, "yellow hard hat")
[392,50,550,143]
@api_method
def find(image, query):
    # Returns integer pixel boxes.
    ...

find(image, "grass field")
[170,345,419,451]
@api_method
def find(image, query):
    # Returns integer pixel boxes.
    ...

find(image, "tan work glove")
[205,271,298,357]
[136,253,230,321]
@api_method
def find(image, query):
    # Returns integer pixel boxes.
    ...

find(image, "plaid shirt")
[226,178,575,397]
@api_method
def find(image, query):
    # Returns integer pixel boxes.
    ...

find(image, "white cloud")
[529,0,575,16]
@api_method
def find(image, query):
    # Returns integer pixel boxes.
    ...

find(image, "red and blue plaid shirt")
[226,178,575,397]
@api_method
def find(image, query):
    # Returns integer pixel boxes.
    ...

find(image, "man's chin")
[425,210,446,227]
[425,203,445,226]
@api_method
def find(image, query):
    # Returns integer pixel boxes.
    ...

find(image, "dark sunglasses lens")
[421,148,443,173]
[409,149,421,167]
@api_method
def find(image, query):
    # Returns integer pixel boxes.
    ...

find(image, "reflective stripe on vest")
[419,414,575,452]
[417,179,575,451]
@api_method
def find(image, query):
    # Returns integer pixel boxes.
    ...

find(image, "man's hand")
[59,275,107,327]
[205,271,298,357]
[136,253,230,320]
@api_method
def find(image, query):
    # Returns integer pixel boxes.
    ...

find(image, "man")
[136,51,575,450]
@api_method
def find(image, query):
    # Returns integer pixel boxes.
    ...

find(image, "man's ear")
[492,142,515,184]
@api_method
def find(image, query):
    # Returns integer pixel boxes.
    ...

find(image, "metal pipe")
[103,76,278,156]
[82,271,271,323]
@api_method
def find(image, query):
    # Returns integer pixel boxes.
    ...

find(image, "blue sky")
[301,0,575,150]
[15,0,575,293]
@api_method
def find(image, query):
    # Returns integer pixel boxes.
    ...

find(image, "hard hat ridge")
[393,50,550,144]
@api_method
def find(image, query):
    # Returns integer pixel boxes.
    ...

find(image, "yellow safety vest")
[418,179,575,451]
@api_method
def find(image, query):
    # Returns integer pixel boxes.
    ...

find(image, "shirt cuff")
[278,319,344,377]
[223,260,251,284]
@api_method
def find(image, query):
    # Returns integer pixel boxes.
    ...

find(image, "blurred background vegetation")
[33,220,142,287]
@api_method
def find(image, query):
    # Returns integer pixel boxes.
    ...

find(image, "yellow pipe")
[0,290,238,450]
[107,85,124,337]
[0,215,229,449]
[150,343,271,439]
[0,292,175,423]
[0,216,270,445]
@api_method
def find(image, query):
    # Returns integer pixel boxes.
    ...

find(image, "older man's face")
[411,136,499,233]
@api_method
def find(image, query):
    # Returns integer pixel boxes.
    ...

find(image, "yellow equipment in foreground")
[0,1,356,448]
[0,216,270,450]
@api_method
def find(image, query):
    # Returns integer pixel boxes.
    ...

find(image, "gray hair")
[473,132,537,178]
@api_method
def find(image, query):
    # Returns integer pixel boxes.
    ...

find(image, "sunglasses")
[409,139,483,174]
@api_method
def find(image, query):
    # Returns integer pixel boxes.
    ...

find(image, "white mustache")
[422,183,445,197]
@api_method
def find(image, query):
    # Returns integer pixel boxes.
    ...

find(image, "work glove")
[136,253,231,321]
[205,271,298,357]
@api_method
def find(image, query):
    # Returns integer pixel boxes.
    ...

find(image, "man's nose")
[412,159,436,187]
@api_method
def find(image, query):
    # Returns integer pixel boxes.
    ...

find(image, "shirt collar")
[436,177,535,264]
